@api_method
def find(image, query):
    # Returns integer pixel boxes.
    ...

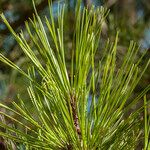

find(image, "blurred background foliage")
[0,0,150,127]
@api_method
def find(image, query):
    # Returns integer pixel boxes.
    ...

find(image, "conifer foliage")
[0,0,150,149]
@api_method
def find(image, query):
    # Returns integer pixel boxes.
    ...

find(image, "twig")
[70,92,81,137]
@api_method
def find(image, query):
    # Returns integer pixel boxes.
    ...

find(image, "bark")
[70,93,81,136]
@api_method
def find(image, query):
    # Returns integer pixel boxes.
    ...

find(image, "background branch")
[0,0,56,35]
